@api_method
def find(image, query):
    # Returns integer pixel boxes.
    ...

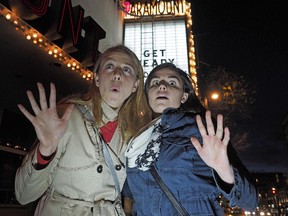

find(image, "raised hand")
[191,111,234,183]
[18,83,74,156]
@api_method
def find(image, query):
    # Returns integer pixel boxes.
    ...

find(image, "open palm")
[191,111,234,183]
[18,83,74,156]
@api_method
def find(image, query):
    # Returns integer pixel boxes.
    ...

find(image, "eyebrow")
[151,75,181,82]
[104,57,134,68]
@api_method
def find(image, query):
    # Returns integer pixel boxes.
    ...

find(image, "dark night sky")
[190,0,288,173]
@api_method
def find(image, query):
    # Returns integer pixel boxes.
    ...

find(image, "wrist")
[215,165,234,184]
[38,143,57,157]
[36,146,56,165]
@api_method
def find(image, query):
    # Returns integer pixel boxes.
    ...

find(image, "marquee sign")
[122,0,187,18]
[123,0,197,84]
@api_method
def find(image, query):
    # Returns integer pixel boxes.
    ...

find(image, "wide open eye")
[169,80,177,86]
[122,66,133,74]
[150,79,160,87]
[105,63,114,70]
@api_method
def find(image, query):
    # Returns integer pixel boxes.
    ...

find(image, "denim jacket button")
[163,122,170,128]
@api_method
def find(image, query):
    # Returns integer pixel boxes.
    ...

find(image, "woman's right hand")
[18,82,74,156]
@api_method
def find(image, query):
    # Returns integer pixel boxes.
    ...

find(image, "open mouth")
[111,87,119,92]
[156,96,168,100]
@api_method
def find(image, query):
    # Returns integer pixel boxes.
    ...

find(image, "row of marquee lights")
[119,0,198,85]
[1,1,197,84]
[0,3,93,81]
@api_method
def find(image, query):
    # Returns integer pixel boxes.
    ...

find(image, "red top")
[99,121,118,143]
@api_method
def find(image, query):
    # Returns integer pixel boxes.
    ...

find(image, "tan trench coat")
[15,102,127,216]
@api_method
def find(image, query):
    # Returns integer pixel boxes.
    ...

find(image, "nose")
[113,67,122,81]
[158,80,167,91]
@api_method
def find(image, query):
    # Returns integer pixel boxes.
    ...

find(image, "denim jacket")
[125,107,258,216]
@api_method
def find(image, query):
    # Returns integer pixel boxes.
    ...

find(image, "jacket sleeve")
[14,143,61,205]
[14,103,72,205]
[213,143,258,211]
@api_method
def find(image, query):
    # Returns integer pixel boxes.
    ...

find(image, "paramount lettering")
[129,0,185,17]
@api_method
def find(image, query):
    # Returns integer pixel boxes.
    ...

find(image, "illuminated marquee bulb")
[26,35,31,40]
[5,13,11,20]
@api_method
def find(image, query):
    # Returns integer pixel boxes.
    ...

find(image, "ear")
[132,79,140,92]
[94,73,99,87]
[181,92,189,103]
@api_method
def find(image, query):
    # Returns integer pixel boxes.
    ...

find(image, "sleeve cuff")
[33,146,56,170]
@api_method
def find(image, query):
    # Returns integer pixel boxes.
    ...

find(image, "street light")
[204,91,221,108]
[211,92,219,100]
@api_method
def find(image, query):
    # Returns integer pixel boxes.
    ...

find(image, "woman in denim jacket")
[124,63,258,215]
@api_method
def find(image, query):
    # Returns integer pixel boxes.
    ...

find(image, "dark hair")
[145,62,206,113]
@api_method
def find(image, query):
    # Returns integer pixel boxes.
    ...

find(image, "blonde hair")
[67,45,152,144]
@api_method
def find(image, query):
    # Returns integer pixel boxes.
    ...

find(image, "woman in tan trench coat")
[14,45,152,216]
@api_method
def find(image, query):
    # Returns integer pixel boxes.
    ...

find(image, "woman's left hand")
[191,111,234,184]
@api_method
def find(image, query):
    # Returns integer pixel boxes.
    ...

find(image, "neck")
[152,112,162,119]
